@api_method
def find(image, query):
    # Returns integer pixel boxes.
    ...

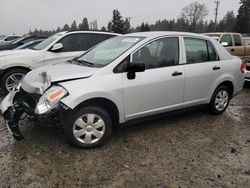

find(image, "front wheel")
[209,86,231,115]
[64,106,113,148]
[1,68,28,94]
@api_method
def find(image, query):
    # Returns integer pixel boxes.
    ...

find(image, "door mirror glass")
[127,61,145,80]
[50,43,63,52]
[221,42,229,47]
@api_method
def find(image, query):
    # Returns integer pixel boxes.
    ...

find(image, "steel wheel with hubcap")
[64,106,112,148]
[73,113,105,144]
[209,85,231,115]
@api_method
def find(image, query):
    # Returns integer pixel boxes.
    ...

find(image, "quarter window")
[184,38,219,64]
[132,37,179,69]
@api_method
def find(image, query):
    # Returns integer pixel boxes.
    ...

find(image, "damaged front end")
[0,72,69,140]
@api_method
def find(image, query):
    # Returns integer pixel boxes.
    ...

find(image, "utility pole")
[214,0,220,31]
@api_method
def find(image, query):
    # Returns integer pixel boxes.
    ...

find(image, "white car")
[0,31,120,93]
[0,35,21,44]
[0,32,245,148]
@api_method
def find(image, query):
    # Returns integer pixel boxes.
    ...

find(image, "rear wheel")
[209,86,230,115]
[1,68,29,94]
[64,106,112,148]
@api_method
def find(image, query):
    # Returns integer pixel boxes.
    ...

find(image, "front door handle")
[213,66,221,70]
[231,49,235,52]
[172,71,183,76]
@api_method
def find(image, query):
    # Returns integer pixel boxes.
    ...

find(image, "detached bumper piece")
[3,105,25,140]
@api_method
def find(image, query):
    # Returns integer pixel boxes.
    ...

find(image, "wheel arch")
[0,66,31,79]
[68,97,121,127]
[214,80,234,99]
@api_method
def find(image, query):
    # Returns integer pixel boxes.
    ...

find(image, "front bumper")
[0,87,65,140]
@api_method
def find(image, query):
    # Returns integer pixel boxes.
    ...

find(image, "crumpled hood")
[21,61,99,94]
[0,49,37,58]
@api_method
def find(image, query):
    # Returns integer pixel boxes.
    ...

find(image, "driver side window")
[132,37,179,69]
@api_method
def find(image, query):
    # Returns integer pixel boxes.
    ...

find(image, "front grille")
[14,89,41,111]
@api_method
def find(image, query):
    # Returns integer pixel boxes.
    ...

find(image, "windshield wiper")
[75,59,94,67]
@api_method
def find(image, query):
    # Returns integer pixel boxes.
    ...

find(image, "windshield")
[33,33,64,50]
[205,34,221,41]
[77,36,144,66]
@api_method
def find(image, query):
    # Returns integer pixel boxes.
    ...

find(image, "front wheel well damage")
[69,98,120,127]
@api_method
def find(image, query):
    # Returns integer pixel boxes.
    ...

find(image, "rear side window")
[233,35,242,46]
[184,38,219,64]
[220,34,233,46]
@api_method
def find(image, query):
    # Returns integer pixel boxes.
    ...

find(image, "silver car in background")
[0,32,245,148]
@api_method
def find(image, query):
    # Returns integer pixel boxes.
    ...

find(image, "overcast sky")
[0,0,240,35]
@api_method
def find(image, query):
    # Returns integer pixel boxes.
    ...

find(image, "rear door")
[122,37,185,120]
[183,37,221,105]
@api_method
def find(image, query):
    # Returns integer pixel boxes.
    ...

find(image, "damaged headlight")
[35,86,68,114]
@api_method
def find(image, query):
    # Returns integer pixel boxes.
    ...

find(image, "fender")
[60,91,125,123]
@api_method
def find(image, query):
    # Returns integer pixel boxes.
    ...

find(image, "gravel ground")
[0,86,250,188]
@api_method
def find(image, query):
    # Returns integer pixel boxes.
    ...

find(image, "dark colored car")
[0,35,47,51]
[15,39,45,50]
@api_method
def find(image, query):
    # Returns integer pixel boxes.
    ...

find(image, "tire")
[209,86,231,115]
[1,68,29,95]
[64,106,113,148]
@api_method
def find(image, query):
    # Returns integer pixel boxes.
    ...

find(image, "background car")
[0,31,120,93]
[0,35,47,51]
[15,39,45,50]
[0,35,21,44]
[243,37,250,45]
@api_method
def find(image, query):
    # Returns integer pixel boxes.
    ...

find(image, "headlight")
[35,86,68,114]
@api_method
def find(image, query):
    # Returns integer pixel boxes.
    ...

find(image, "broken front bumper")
[0,85,25,140]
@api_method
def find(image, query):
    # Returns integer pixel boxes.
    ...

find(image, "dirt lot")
[0,86,250,188]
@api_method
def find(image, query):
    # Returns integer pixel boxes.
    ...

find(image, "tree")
[218,11,236,32]
[62,24,70,31]
[236,0,250,33]
[109,9,129,34]
[107,21,112,32]
[140,22,150,32]
[180,1,209,32]
[79,18,89,31]
[71,20,78,31]
[100,26,107,32]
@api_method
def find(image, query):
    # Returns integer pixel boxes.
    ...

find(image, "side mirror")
[50,43,63,52]
[127,61,145,80]
[221,42,229,47]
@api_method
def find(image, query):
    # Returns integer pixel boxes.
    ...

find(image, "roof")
[204,32,242,35]
[125,31,211,39]
[65,30,121,36]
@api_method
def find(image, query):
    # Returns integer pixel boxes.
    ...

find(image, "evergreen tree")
[236,0,250,33]
[71,20,78,31]
[100,26,107,32]
[63,24,70,31]
[79,18,89,31]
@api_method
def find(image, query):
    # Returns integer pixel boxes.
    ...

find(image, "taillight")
[240,60,246,73]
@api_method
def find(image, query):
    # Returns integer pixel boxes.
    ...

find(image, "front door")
[122,37,185,120]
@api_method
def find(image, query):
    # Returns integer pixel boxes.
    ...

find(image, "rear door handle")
[172,71,183,76]
[213,66,221,70]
